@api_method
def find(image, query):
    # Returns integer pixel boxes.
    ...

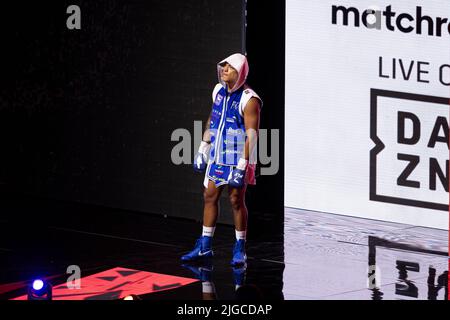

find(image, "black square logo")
[370,89,449,211]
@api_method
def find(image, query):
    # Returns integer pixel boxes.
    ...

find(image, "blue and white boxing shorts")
[203,160,256,188]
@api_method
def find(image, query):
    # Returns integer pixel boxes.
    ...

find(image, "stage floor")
[284,207,448,300]
[0,193,447,300]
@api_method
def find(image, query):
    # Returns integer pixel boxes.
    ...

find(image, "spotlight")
[28,279,52,300]
[32,280,44,291]
[122,294,141,300]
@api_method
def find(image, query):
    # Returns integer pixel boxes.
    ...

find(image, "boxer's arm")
[194,112,212,172]
[243,98,261,163]
[202,113,212,143]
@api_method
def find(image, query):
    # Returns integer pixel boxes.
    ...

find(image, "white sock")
[235,230,246,240]
[202,226,215,237]
[202,282,216,294]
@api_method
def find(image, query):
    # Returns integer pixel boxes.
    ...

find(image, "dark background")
[0,0,284,238]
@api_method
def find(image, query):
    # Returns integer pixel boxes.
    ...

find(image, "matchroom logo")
[370,89,449,211]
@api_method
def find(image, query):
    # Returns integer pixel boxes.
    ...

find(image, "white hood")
[217,53,249,93]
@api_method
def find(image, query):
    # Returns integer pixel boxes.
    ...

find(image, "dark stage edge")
[0,190,284,300]
[0,190,447,300]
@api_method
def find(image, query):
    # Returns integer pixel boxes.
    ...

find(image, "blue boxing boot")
[181,236,213,261]
[230,239,247,266]
[181,262,213,282]
[232,264,247,288]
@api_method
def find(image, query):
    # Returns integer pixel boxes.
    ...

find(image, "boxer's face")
[221,63,238,85]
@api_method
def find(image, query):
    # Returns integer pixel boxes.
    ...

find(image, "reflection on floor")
[284,207,448,300]
[0,192,447,300]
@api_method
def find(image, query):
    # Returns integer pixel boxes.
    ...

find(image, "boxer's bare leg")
[228,184,248,232]
[203,180,224,227]
[181,180,223,261]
